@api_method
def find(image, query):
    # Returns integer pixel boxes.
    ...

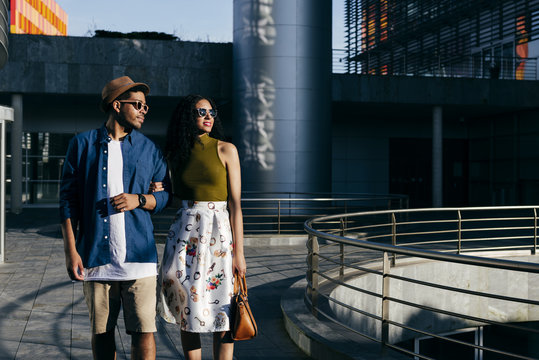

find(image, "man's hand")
[148,181,164,193]
[66,250,84,281]
[61,219,84,281]
[110,193,139,212]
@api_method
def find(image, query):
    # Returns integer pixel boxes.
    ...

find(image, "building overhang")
[332,74,539,121]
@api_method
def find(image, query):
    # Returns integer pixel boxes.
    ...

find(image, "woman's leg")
[212,331,234,360]
[181,330,202,360]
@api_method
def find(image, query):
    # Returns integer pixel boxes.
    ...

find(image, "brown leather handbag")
[231,274,258,340]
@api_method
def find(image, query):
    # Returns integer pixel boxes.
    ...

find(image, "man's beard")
[115,112,135,131]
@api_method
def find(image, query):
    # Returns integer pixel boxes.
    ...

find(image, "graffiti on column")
[240,0,276,46]
[238,0,277,170]
[241,73,275,169]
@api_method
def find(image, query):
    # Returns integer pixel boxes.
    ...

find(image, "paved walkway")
[0,209,310,359]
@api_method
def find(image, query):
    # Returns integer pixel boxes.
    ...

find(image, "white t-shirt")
[85,140,157,281]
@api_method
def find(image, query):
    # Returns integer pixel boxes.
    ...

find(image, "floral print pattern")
[158,201,234,332]
[206,273,224,291]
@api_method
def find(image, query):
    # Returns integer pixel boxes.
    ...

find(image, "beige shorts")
[83,276,157,334]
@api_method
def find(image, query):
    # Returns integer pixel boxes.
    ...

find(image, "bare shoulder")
[218,140,239,157]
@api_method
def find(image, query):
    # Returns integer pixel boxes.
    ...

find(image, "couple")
[59,76,246,360]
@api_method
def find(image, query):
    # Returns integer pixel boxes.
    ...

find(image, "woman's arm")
[219,141,246,277]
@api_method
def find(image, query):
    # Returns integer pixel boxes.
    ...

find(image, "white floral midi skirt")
[157,201,234,332]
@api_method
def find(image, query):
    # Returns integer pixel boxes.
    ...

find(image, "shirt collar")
[98,123,138,145]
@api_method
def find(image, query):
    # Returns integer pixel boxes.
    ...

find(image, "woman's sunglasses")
[196,108,217,118]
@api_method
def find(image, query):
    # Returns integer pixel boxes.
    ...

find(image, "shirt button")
[104,219,107,222]
[103,167,106,171]
[104,235,108,239]
[104,150,107,154]
[103,184,106,187]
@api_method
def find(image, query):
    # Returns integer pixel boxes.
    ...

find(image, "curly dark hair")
[165,94,225,166]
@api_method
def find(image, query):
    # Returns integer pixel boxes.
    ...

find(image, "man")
[60,76,171,359]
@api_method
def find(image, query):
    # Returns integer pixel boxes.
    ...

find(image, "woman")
[157,94,246,359]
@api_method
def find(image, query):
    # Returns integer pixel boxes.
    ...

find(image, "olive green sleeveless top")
[172,134,228,201]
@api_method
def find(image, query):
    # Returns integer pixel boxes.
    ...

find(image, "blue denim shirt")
[59,125,171,268]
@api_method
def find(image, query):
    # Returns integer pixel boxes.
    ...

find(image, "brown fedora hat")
[100,76,150,112]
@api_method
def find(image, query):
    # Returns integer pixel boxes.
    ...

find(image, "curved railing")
[304,206,539,359]
[153,192,408,237]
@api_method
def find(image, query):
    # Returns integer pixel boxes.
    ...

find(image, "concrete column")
[233,0,332,193]
[11,94,23,213]
[0,105,14,264]
[432,106,443,207]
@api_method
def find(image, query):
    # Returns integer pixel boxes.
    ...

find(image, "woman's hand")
[233,251,247,278]
[148,181,164,193]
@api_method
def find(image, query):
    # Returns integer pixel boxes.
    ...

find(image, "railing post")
[391,212,397,265]
[382,251,390,347]
[310,235,320,316]
[340,217,345,282]
[458,210,462,254]
[277,200,281,235]
[534,208,537,255]
[344,200,348,230]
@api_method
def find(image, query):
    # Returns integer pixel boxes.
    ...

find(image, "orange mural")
[10,0,68,36]
[515,15,528,80]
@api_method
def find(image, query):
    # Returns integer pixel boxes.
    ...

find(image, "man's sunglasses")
[196,108,217,118]
[117,100,149,112]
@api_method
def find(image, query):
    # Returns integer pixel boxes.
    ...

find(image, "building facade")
[345,0,539,80]
[340,0,539,207]
[1,1,539,209]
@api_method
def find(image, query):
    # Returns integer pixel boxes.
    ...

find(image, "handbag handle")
[233,273,248,296]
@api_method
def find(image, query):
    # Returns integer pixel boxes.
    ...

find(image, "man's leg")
[92,330,116,360]
[84,280,122,360]
[121,276,157,360]
[131,332,156,360]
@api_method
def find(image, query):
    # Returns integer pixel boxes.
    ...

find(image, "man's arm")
[61,218,84,281]
[59,138,83,281]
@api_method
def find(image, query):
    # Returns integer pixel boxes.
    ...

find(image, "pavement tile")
[70,347,94,359]
[22,311,72,347]
[0,339,20,360]
[14,342,71,359]
[0,291,39,312]
[0,318,26,342]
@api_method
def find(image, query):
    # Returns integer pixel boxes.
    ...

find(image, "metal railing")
[333,49,539,80]
[304,206,539,359]
[333,49,349,74]
[152,192,408,237]
[241,192,408,235]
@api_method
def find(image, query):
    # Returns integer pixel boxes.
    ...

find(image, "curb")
[280,278,409,360]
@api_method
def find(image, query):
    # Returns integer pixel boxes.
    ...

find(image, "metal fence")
[305,206,539,359]
[152,192,408,238]
[333,49,539,80]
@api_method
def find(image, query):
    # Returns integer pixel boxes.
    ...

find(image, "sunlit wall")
[10,0,67,35]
